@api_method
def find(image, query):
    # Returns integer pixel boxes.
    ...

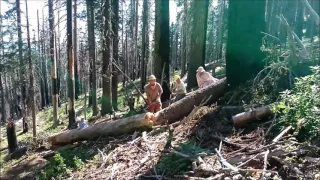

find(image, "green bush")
[272,66,320,140]
[37,145,91,180]
[157,142,209,176]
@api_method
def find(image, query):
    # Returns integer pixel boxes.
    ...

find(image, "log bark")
[48,78,227,145]
[232,104,272,127]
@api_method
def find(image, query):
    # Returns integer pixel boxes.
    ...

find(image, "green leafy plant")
[157,142,209,176]
[38,144,93,179]
[38,153,69,180]
[272,66,320,140]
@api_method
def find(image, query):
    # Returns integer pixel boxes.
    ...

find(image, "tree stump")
[6,121,18,154]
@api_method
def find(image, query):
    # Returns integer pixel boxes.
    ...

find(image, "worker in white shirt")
[171,75,187,103]
[196,66,217,89]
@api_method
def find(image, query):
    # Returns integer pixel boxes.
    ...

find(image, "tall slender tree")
[226,0,266,89]
[67,0,76,128]
[57,0,61,107]
[41,10,49,106]
[112,0,119,111]
[180,0,188,77]
[86,0,98,116]
[49,0,58,125]
[74,0,80,100]
[215,0,226,61]
[101,0,113,115]
[16,0,26,116]
[25,0,37,140]
[37,10,45,109]
[187,0,209,89]
[0,12,6,122]
[140,0,149,90]
[154,0,170,83]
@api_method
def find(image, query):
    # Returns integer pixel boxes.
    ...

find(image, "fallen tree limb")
[215,148,239,172]
[300,0,320,28]
[232,104,273,127]
[279,14,309,58]
[272,126,292,143]
[112,61,147,104]
[48,78,227,145]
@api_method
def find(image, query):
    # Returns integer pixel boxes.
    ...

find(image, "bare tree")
[86,0,99,116]
[16,0,26,116]
[112,0,119,111]
[0,13,6,122]
[74,0,80,100]
[49,0,58,125]
[67,0,76,128]
[140,0,149,90]
[101,0,113,115]
[25,0,37,140]
[154,0,170,83]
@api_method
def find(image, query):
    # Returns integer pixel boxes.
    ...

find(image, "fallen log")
[232,104,273,127]
[48,78,227,145]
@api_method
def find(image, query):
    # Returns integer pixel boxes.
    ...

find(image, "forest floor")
[0,38,320,180]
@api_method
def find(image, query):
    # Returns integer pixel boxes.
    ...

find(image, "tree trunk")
[226,0,266,89]
[0,14,6,122]
[16,0,26,116]
[86,0,98,115]
[173,28,178,69]
[57,0,61,107]
[112,0,119,111]
[121,3,125,87]
[49,78,227,145]
[154,0,170,84]
[134,0,139,80]
[215,0,225,61]
[74,0,80,100]
[25,0,37,140]
[295,1,304,40]
[49,0,58,125]
[140,0,148,91]
[67,0,76,129]
[36,11,45,109]
[7,122,18,154]
[0,73,5,122]
[101,0,113,116]
[180,0,187,77]
[187,0,209,89]
[170,23,174,68]
[42,11,50,107]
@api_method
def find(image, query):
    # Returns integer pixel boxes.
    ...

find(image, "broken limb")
[300,0,320,28]
[112,60,147,104]
[232,104,273,127]
[215,148,239,172]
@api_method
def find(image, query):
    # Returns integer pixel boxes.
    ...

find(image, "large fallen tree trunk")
[48,78,227,145]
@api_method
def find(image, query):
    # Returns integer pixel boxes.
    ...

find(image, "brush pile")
[61,103,320,180]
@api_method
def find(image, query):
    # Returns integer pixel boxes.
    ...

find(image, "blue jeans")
[174,93,186,103]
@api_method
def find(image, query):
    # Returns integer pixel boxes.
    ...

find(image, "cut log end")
[232,105,272,127]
